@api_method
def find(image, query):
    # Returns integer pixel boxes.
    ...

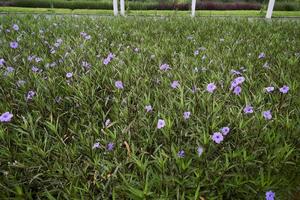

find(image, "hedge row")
[0,0,299,11]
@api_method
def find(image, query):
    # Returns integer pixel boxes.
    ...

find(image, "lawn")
[1,6,300,17]
[0,15,300,199]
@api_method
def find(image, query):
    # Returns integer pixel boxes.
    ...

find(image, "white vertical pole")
[120,0,125,16]
[113,0,118,16]
[266,0,275,19]
[191,0,196,17]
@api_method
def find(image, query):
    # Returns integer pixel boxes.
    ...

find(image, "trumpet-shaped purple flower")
[194,50,199,56]
[233,86,242,95]
[177,150,185,158]
[265,86,274,93]
[82,61,91,69]
[212,132,224,144]
[160,63,171,71]
[0,112,13,122]
[10,41,18,49]
[107,142,115,151]
[243,105,253,114]
[26,90,36,100]
[258,52,265,59]
[183,111,191,120]
[0,58,5,66]
[66,72,73,78]
[115,81,124,89]
[265,191,275,200]
[263,110,272,120]
[92,142,100,149]
[145,105,153,112]
[197,146,204,156]
[31,66,40,73]
[221,127,230,135]
[230,76,245,90]
[206,83,216,93]
[4,67,14,76]
[157,119,165,129]
[279,85,289,94]
[171,81,180,89]
[12,24,19,31]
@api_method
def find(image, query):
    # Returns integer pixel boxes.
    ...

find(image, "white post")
[113,0,118,16]
[120,0,125,16]
[191,0,196,17]
[266,0,275,19]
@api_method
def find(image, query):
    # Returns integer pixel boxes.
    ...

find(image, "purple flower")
[92,142,100,149]
[233,86,242,95]
[134,47,139,52]
[4,66,14,76]
[115,81,124,89]
[194,50,199,56]
[103,58,110,65]
[10,41,18,49]
[157,119,165,129]
[221,127,230,136]
[263,110,272,120]
[183,111,191,120]
[206,83,217,93]
[107,142,115,151]
[279,85,289,94]
[177,150,185,158]
[82,61,91,69]
[265,191,275,200]
[66,72,73,78]
[197,146,204,156]
[258,52,265,59]
[243,105,254,114]
[211,132,224,144]
[105,119,111,127]
[35,57,42,63]
[171,81,180,89]
[12,24,19,31]
[31,66,40,73]
[230,76,245,90]
[160,63,171,71]
[145,105,153,112]
[26,90,36,100]
[0,58,5,66]
[28,55,36,61]
[0,112,13,122]
[265,86,274,93]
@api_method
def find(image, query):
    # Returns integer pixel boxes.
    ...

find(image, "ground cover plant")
[0,15,300,199]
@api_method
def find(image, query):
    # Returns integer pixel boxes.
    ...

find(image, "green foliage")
[0,15,300,199]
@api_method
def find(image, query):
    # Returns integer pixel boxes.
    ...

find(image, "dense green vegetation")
[0,15,300,199]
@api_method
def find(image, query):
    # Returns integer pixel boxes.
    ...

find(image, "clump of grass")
[0,15,300,199]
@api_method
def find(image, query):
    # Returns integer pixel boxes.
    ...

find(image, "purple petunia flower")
[279,85,289,94]
[243,105,254,114]
[206,83,217,93]
[103,58,110,65]
[145,105,153,112]
[197,146,204,156]
[265,191,275,200]
[107,142,115,151]
[66,72,73,78]
[105,119,111,127]
[4,66,14,76]
[171,81,180,89]
[221,127,230,135]
[265,86,275,93]
[177,150,185,158]
[157,119,165,129]
[160,63,171,71]
[263,110,272,120]
[0,58,5,66]
[115,81,124,89]
[194,50,199,56]
[10,41,18,49]
[26,90,36,100]
[82,61,91,69]
[230,76,245,90]
[35,57,42,63]
[212,132,224,144]
[233,86,242,95]
[28,55,36,61]
[84,35,91,40]
[183,111,191,120]
[92,142,100,149]
[12,24,19,31]
[0,112,13,122]
[31,66,40,73]
[258,52,265,59]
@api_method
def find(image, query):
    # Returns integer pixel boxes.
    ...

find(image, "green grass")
[0,15,300,199]
[1,6,300,17]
